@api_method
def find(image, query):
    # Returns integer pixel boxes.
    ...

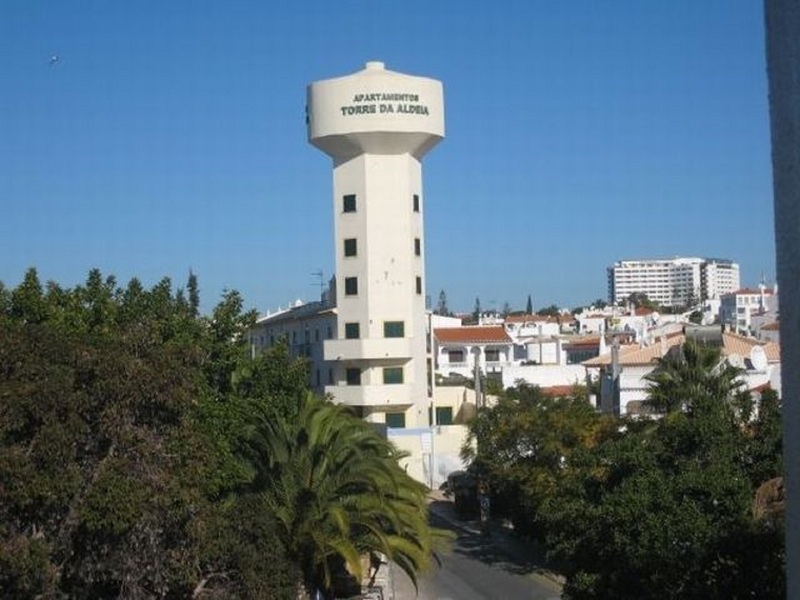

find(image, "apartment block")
[608,257,740,307]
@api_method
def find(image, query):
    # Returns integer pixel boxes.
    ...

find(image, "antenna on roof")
[311,270,324,297]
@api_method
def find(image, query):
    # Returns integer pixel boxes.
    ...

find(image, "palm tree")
[644,341,745,415]
[245,393,444,598]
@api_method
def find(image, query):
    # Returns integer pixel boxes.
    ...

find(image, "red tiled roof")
[723,332,780,362]
[434,326,512,344]
[582,331,780,367]
[565,336,600,348]
[730,288,774,295]
[541,385,580,397]
[762,322,780,331]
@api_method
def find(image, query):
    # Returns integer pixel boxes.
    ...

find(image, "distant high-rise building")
[607,257,740,307]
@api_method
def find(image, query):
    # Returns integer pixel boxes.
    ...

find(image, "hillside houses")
[583,329,781,416]
[431,307,781,420]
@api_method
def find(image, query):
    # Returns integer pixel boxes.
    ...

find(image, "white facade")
[249,299,337,392]
[608,257,740,307]
[307,61,444,428]
[584,330,781,416]
[701,259,741,300]
[719,285,776,335]
[433,322,601,391]
[504,314,561,338]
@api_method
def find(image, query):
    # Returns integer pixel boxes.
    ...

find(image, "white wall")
[389,426,471,489]
[499,364,586,390]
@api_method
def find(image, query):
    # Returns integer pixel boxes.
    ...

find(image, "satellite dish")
[727,353,745,369]
[750,346,768,371]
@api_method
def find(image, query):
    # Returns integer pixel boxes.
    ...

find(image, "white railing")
[441,361,469,369]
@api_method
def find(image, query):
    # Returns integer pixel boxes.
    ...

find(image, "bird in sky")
[49,54,60,66]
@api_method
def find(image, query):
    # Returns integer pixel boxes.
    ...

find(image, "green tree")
[536,304,560,318]
[539,343,784,599]
[526,294,533,314]
[205,289,258,395]
[627,291,663,311]
[435,290,451,316]
[463,384,615,538]
[245,393,445,598]
[0,270,299,598]
[10,268,48,324]
[187,269,200,317]
[472,297,481,322]
[743,388,783,487]
[643,342,747,415]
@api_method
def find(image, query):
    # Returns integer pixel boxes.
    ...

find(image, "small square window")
[344,238,357,257]
[414,238,421,256]
[344,277,358,296]
[384,321,404,338]
[345,322,360,339]
[413,194,420,212]
[346,368,361,386]
[383,367,403,384]
[436,406,453,425]
[386,412,406,429]
[416,277,422,295]
[343,194,357,212]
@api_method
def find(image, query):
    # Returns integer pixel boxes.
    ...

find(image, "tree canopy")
[463,383,616,538]
[0,268,443,599]
[245,393,445,597]
[434,290,451,316]
[463,351,784,598]
[536,304,561,317]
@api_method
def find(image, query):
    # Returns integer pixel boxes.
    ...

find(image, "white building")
[701,259,741,300]
[304,60,444,430]
[720,284,777,336]
[583,329,781,416]
[608,257,740,307]
[250,297,336,392]
[503,314,563,338]
[251,63,468,487]
[433,323,595,391]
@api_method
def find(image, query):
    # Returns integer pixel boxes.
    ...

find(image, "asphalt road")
[390,510,562,600]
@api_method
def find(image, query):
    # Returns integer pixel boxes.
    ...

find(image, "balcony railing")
[324,338,414,361]
[437,360,515,370]
[324,383,416,407]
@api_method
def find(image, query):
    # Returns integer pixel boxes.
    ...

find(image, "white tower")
[307,61,444,427]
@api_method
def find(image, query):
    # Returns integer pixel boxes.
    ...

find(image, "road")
[390,509,562,600]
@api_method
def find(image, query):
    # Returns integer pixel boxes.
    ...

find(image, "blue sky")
[1,1,773,315]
